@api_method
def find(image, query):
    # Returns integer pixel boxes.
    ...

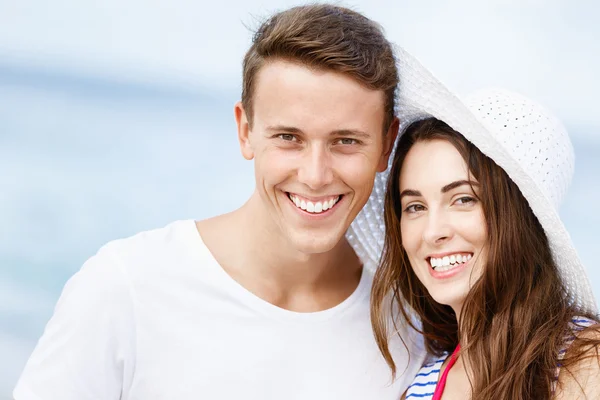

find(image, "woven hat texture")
[346,46,597,314]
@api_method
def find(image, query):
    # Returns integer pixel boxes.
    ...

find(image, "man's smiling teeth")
[288,194,340,214]
[430,253,472,271]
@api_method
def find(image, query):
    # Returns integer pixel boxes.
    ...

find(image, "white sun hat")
[346,46,598,314]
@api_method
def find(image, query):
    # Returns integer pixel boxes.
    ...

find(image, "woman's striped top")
[404,352,448,399]
[404,317,596,400]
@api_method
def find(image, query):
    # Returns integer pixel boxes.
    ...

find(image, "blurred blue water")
[1,63,599,398]
[0,63,257,396]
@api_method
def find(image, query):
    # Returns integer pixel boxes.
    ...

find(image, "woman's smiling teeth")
[288,193,341,214]
[429,253,472,271]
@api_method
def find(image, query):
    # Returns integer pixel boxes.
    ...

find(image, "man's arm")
[13,247,135,399]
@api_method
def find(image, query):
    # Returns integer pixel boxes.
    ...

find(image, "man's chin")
[287,231,345,256]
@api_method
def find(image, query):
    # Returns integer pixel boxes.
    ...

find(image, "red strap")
[432,344,461,400]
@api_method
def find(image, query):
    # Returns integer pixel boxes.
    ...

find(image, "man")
[14,4,424,399]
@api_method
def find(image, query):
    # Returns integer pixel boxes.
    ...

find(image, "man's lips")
[287,192,343,214]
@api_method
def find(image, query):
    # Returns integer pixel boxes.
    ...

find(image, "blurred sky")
[1,0,599,397]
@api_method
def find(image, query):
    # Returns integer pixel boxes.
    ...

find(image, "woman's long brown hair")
[371,118,600,399]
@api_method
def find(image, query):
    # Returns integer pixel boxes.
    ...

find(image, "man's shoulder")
[103,219,194,252]
[95,219,201,275]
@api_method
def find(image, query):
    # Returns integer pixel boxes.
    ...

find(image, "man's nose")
[297,146,334,190]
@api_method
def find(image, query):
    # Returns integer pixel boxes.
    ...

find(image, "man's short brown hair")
[241,4,398,132]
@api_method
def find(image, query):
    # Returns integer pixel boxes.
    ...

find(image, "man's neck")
[196,194,363,312]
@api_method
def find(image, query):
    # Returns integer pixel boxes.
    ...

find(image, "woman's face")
[398,139,488,315]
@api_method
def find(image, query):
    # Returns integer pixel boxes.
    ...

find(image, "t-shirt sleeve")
[13,246,136,400]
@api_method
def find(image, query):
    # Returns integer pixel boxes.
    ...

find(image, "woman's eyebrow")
[441,180,479,193]
[399,180,479,200]
[399,189,421,200]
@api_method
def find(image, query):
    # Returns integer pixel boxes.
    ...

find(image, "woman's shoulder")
[564,316,597,338]
[554,316,600,399]
[561,316,599,352]
[568,316,597,329]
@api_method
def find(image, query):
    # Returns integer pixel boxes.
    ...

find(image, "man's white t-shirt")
[14,220,425,400]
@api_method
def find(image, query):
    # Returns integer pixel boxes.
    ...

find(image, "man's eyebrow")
[331,129,371,139]
[264,126,371,139]
[441,180,479,193]
[265,125,303,133]
[399,189,421,200]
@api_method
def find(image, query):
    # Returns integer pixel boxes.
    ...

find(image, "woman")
[346,48,600,399]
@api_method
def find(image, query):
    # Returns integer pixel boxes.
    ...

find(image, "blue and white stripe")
[404,355,448,399]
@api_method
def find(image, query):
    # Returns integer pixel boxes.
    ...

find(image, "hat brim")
[347,46,598,314]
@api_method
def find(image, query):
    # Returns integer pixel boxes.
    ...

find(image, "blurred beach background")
[1,0,599,397]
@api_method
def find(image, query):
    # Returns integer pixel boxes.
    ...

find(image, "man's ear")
[377,117,399,172]
[234,101,254,160]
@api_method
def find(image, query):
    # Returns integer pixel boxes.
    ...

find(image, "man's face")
[235,60,396,255]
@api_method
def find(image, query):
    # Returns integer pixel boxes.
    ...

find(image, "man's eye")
[339,138,358,145]
[278,134,297,142]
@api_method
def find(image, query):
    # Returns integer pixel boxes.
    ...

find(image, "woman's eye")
[455,196,476,205]
[404,204,425,214]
